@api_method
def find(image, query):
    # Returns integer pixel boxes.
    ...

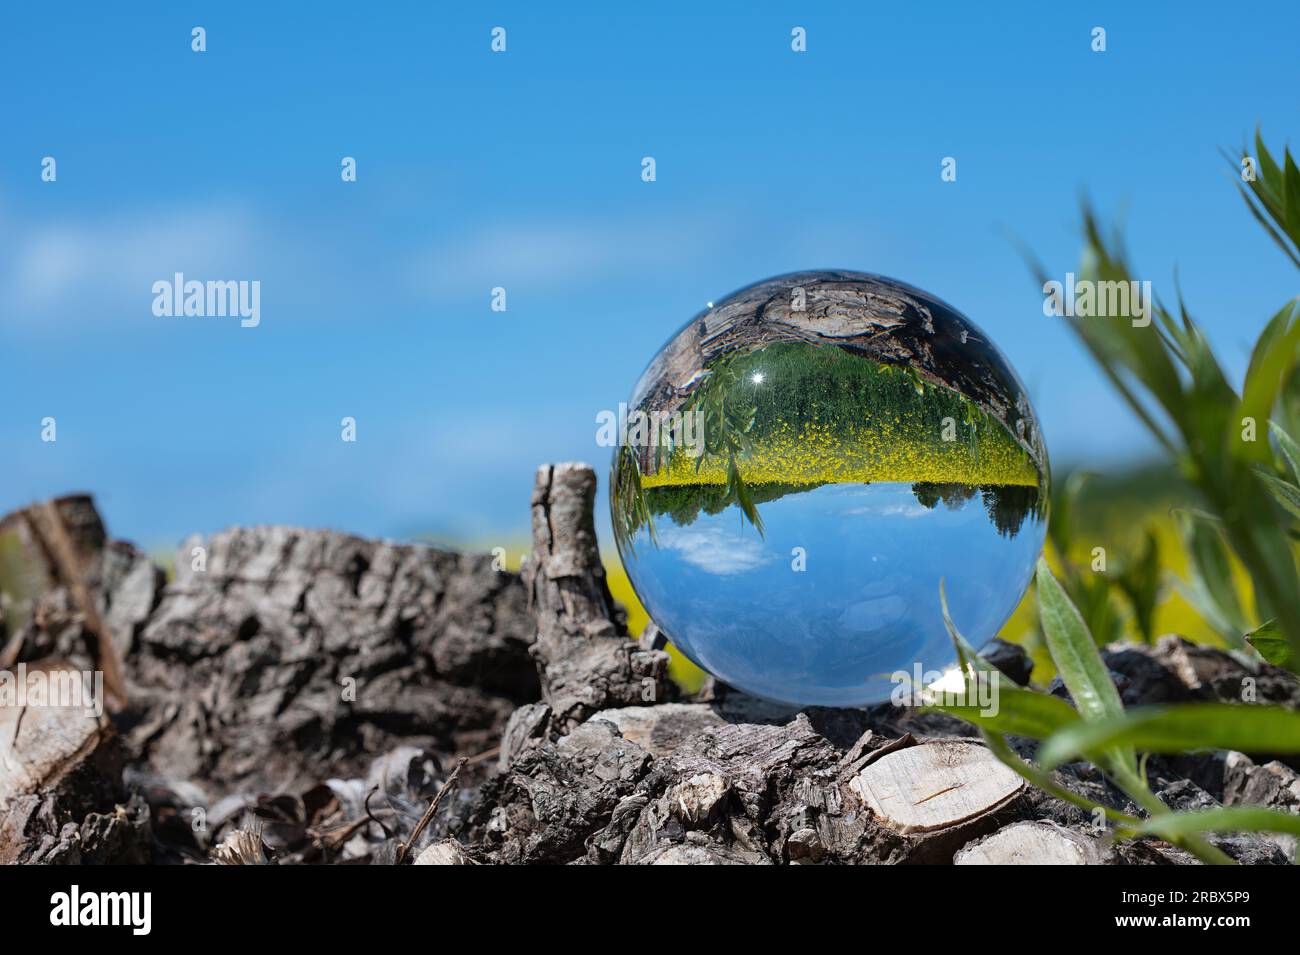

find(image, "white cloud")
[840,501,932,518]
[2,203,259,322]
[657,523,774,576]
[0,196,742,334]
[411,212,735,293]
[833,485,933,519]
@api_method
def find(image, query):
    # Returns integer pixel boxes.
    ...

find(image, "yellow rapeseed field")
[640,418,1040,489]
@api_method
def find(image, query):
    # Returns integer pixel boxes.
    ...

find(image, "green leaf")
[1035,558,1125,723]
[1270,420,1300,482]
[1255,128,1282,194]
[724,454,764,536]
[1035,558,1138,776]
[1125,806,1300,843]
[1284,148,1300,242]
[922,684,1081,741]
[934,581,1082,738]
[1252,465,1300,520]
[1038,702,1300,769]
[1236,131,1300,268]
[938,579,997,676]
[1074,212,1187,434]
[1245,619,1297,670]
[978,728,1140,827]
[1237,300,1300,457]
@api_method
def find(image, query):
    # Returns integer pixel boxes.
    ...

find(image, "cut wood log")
[413,839,471,865]
[849,739,1024,834]
[0,660,149,864]
[523,463,670,729]
[0,661,109,805]
[954,821,1107,865]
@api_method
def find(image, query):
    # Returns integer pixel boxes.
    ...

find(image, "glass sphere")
[611,271,1048,707]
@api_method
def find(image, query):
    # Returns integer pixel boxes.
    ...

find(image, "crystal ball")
[610,271,1048,707]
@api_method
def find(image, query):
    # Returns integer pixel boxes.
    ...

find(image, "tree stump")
[0,495,134,710]
[523,463,670,731]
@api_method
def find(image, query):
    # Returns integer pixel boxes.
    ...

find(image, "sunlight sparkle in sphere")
[611,271,1049,707]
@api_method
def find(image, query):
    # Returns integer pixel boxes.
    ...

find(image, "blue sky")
[2,1,1298,551]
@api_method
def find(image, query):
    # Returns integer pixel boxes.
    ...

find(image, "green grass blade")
[1038,702,1300,769]
[938,579,997,675]
[1284,148,1300,242]
[978,729,1141,826]
[1124,806,1300,844]
[1238,300,1300,459]
[1235,183,1300,269]
[1035,557,1125,722]
[1252,465,1300,520]
[1270,420,1300,481]
[934,580,1083,738]
[922,685,1081,741]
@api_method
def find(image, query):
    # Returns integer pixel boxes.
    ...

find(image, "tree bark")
[0,496,130,710]
[523,463,670,730]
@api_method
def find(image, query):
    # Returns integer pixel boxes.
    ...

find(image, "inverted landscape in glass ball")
[611,271,1048,707]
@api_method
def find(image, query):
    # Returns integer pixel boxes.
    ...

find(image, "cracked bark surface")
[124,524,538,799]
[1,497,538,863]
[523,463,671,731]
[457,687,1292,865]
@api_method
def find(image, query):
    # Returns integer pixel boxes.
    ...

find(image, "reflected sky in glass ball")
[611,271,1048,707]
